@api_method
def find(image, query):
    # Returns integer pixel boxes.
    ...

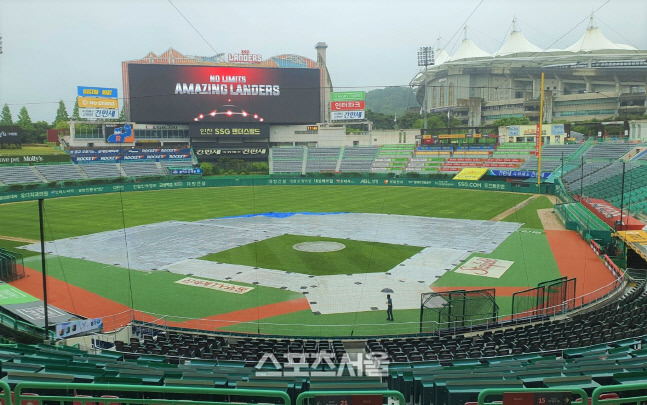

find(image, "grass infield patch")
[200,234,423,276]
[0,239,40,258]
[501,196,554,229]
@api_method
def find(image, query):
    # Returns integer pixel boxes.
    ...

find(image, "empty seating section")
[159,160,194,174]
[119,162,165,177]
[0,155,196,186]
[271,147,305,174]
[406,157,445,172]
[562,162,615,189]
[338,147,378,172]
[406,147,449,172]
[452,145,493,157]
[159,159,193,168]
[0,278,644,404]
[372,145,415,172]
[304,147,340,172]
[541,144,582,159]
[520,144,589,173]
[519,158,563,172]
[414,146,452,158]
[0,166,43,185]
[78,163,123,179]
[34,164,85,182]
[584,143,635,160]
[564,162,645,205]
[491,142,534,159]
[114,333,347,366]
[578,163,647,211]
[372,278,647,364]
[557,143,647,215]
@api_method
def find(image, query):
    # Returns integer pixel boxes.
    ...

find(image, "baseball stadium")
[0,19,647,405]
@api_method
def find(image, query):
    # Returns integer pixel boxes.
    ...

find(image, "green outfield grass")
[0,185,563,337]
[0,146,67,156]
[432,229,561,290]
[201,234,423,276]
[501,196,554,229]
[23,255,302,317]
[0,240,40,258]
[0,186,529,240]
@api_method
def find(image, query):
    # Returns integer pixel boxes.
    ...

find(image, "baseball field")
[0,185,615,336]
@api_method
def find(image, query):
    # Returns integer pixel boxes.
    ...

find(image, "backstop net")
[0,248,25,282]
[510,285,546,320]
[420,288,498,333]
[511,277,577,320]
[543,277,577,315]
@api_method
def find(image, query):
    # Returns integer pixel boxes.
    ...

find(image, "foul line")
[0,235,39,243]
[10,266,311,332]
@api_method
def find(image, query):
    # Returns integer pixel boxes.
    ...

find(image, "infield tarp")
[22,213,519,271]
[21,213,521,314]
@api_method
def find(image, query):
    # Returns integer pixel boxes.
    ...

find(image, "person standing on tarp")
[386,294,394,321]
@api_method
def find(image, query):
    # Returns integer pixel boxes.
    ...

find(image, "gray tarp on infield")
[22,213,521,314]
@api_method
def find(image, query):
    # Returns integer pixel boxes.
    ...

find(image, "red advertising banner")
[535,124,541,155]
[483,163,520,168]
[331,100,365,111]
[447,158,485,162]
[578,197,645,231]
[487,158,524,163]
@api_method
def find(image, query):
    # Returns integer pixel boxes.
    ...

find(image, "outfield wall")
[0,175,554,204]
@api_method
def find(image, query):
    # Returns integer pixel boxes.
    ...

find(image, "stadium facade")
[67,44,388,151]
[411,18,647,126]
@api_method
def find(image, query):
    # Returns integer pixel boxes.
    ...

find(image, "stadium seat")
[18,393,39,405]
[73,395,97,405]
[100,395,121,405]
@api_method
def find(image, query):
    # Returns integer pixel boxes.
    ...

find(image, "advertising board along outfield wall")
[0,176,554,205]
[0,155,71,164]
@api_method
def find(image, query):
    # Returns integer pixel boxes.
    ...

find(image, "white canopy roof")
[496,29,543,55]
[435,49,450,65]
[565,21,637,52]
[450,38,490,60]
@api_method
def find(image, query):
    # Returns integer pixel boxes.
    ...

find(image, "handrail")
[15,383,291,405]
[0,381,10,405]
[591,383,647,405]
[296,390,405,405]
[478,387,588,405]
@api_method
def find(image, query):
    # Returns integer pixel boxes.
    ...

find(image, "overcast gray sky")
[1,0,646,122]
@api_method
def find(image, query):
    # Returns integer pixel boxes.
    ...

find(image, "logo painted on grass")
[454,257,513,279]
[175,277,254,294]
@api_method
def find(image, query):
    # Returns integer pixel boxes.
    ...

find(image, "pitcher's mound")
[293,241,346,252]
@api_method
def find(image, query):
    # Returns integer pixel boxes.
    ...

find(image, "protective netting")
[512,277,577,320]
[0,248,25,282]
[420,288,498,333]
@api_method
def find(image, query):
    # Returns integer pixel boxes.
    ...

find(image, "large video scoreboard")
[127,64,321,125]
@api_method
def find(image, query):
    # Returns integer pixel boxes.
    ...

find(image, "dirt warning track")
[10,266,311,332]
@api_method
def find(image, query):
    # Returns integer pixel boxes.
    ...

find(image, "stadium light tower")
[417,46,434,131]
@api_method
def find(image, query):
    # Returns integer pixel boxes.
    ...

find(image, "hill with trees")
[364,86,419,116]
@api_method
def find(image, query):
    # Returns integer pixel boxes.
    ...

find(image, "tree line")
[0,101,124,144]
